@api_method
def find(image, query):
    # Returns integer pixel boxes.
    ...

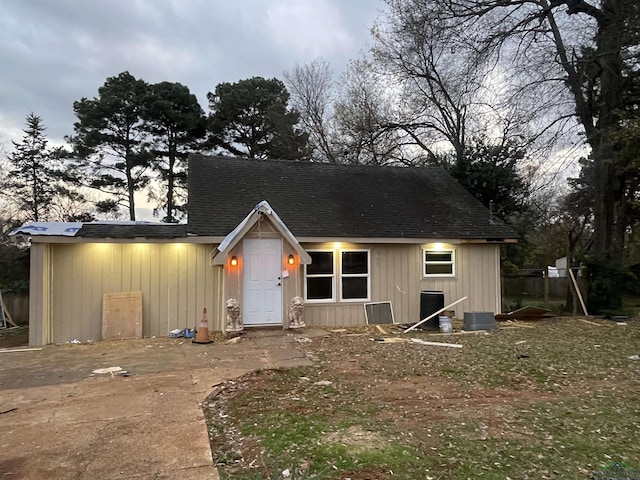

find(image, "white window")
[304,249,370,302]
[305,251,335,302]
[423,249,455,277]
[340,250,370,301]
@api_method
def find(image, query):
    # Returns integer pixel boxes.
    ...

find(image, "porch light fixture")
[288,254,295,265]
[230,256,238,266]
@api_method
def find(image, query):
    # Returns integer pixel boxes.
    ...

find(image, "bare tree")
[372,0,605,179]
[372,0,494,162]
[284,58,338,163]
[333,58,405,165]
[408,0,639,262]
[370,0,639,310]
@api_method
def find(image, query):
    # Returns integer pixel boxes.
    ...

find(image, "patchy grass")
[204,318,640,479]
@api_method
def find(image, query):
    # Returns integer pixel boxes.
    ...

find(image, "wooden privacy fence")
[2,294,28,325]
[504,276,569,298]
[503,267,588,314]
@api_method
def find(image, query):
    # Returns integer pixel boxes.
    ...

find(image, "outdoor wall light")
[230,256,238,266]
[288,254,295,265]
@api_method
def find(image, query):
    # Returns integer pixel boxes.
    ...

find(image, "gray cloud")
[0,0,383,144]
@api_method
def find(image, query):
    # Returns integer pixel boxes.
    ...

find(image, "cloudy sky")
[0,0,385,146]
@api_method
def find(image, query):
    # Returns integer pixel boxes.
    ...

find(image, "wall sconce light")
[288,254,295,265]
[230,256,238,266]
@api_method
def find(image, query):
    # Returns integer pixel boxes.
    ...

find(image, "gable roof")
[188,155,517,240]
[212,201,312,265]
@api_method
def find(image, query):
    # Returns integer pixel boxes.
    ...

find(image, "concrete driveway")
[0,330,312,479]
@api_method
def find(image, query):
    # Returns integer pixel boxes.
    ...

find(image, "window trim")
[339,249,371,302]
[423,248,456,278]
[303,248,371,303]
[304,250,336,303]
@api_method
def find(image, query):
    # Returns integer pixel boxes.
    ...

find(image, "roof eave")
[296,236,518,244]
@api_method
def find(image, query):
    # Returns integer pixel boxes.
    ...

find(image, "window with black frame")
[340,250,369,300]
[304,249,370,302]
[305,251,334,301]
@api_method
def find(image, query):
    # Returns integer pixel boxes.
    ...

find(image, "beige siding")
[370,244,423,324]
[46,243,221,344]
[419,243,502,318]
[31,237,502,344]
[301,304,366,326]
[300,242,501,327]
[29,243,51,345]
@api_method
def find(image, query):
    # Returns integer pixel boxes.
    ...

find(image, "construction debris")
[404,296,467,333]
[371,337,406,343]
[568,269,588,316]
[92,366,124,375]
[0,347,43,353]
[502,320,536,328]
[435,330,487,335]
[578,318,604,327]
[314,380,333,386]
[495,306,554,322]
[0,290,17,328]
[371,337,463,348]
[409,338,463,348]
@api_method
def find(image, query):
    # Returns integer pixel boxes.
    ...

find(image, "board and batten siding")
[300,242,501,327]
[31,242,222,345]
[29,243,52,346]
[419,243,502,318]
[28,239,501,344]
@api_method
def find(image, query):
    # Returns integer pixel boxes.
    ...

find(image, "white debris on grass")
[314,380,333,386]
[92,367,123,375]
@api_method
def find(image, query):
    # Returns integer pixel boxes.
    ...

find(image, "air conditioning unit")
[463,312,496,331]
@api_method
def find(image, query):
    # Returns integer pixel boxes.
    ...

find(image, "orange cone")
[192,307,213,344]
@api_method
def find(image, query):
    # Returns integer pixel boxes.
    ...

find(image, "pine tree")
[8,113,61,221]
[69,72,151,220]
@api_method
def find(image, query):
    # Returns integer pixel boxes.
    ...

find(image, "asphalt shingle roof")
[77,224,188,239]
[187,155,517,240]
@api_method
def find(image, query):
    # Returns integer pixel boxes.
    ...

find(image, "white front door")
[243,238,283,325]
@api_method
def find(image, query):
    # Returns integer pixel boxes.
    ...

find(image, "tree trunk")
[166,137,176,223]
[32,165,38,222]
[125,144,136,221]
[589,1,626,261]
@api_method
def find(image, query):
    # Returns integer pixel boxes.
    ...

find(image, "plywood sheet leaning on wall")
[102,292,143,340]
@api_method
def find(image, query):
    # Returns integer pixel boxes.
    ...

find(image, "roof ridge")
[188,154,440,172]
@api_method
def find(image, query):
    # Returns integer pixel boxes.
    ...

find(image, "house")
[14,155,517,345]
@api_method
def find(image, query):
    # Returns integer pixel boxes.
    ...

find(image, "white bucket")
[439,315,453,333]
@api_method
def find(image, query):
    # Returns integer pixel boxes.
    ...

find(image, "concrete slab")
[0,331,312,479]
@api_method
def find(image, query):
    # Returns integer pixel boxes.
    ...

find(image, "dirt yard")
[0,326,28,348]
[204,319,640,479]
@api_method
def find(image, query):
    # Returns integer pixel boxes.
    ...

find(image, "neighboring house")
[13,155,517,346]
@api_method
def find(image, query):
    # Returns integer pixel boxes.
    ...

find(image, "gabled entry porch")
[212,201,311,330]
